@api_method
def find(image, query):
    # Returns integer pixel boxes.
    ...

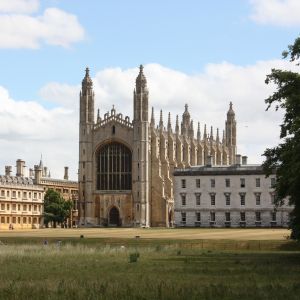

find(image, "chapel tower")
[225,101,237,164]
[79,67,95,225]
[132,65,150,226]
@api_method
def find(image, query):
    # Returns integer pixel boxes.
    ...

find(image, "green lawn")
[0,239,300,299]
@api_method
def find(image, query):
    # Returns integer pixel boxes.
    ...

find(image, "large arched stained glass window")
[96,142,132,190]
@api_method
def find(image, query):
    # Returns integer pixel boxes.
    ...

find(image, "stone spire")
[82,67,93,91]
[175,115,179,134]
[216,128,220,143]
[159,109,163,128]
[134,64,149,122]
[97,109,100,123]
[203,124,207,139]
[222,130,226,144]
[150,107,155,127]
[167,112,172,132]
[135,64,147,93]
[197,122,201,141]
[210,126,214,140]
[227,101,235,118]
[182,103,191,134]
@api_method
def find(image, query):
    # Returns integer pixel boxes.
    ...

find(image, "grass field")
[1,228,300,299]
[0,227,292,240]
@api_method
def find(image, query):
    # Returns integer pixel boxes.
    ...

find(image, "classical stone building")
[0,160,44,229]
[32,159,79,226]
[173,160,292,227]
[79,65,237,227]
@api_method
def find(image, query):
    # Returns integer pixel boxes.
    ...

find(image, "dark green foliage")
[44,189,73,228]
[263,36,300,240]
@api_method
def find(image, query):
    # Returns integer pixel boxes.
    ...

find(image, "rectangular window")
[18,204,20,211]
[255,193,261,205]
[256,178,261,188]
[240,193,245,205]
[256,211,261,222]
[225,178,230,188]
[195,193,201,206]
[240,178,245,188]
[271,211,276,222]
[1,203,5,210]
[0,190,4,197]
[23,205,27,211]
[225,193,230,206]
[12,204,16,211]
[240,212,246,222]
[195,179,200,188]
[210,193,216,206]
[271,178,276,188]
[210,212,215,222]
[18,191,21,198]
[181,212,186,224]
[12,191,16,198]
[23,192,27,199]
[7,191,10,197]
[33,192,37,199]
[196,212,201,222]
[181,194,186,206]
[211,179,215,188]
[7,204,10,210]
[225,212,231,222]
[271,193,277,204]
[181,179,186,188]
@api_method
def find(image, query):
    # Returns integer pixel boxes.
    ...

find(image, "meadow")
[0,228,300,299]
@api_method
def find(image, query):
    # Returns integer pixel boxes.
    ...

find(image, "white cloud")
[0,86,78,179]
[250,0,300,26]
[0,60,296,179]
[0,6,85,49]
[0,0,39,14]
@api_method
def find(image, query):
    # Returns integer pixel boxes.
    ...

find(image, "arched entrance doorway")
[109,206,120,226]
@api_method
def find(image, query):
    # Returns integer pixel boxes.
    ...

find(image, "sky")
[0,0,300,180]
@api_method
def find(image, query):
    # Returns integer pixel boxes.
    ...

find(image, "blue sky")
[0,0,300,179]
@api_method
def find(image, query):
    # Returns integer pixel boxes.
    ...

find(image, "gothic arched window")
[96,142,132,190]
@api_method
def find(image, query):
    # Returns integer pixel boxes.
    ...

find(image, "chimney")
[242,156,248,165]
[64,166,69,180]
[206,155,213,167]
[5,166,12,176]
[34,165,42,184]
[235,154,241,166]
[16,159,25,177]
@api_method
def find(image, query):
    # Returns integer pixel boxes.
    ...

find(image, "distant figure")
[43,240,48,246]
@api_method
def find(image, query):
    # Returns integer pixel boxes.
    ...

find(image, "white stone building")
[0,160,44,229]
[174,157,292,227]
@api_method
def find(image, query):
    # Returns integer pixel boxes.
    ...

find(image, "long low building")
[173,157,292,228]
[0,165,44,230]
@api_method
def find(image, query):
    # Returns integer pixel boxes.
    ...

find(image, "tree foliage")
[263,37,300,239]
[44,189,73,228]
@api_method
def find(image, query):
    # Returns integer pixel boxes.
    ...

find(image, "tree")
[262,36,300,240]
[44,189,73,228]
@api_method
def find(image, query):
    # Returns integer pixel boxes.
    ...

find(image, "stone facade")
[32,160,79,226]
[173,163,292,227]
[0,160,44,229]
[79,65,238,227]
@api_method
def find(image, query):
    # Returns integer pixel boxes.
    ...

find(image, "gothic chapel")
[78,65,237,227]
